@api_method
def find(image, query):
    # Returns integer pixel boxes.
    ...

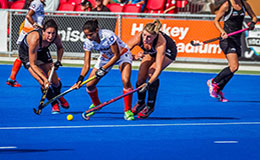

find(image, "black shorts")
[219,36,241,57]
[19,43,53,69]
[164,38,177,60]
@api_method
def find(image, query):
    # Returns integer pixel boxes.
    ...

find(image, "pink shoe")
[131,103,145,115]
[207,78,219,98]
[217,91,229,102]
[58,96,69,109]
[51,103,60,114]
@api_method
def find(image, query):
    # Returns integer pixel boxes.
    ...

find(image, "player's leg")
[40,63,64,114]
[132,54,154,115]
[138,56,173,119]
[85,68,102,116]
[6,57,22,87]
[120,62,134,120]
[208,53,238,102]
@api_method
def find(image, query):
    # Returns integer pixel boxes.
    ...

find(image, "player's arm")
[54,35,64,62]
[72,50,91,89]
[25,9,41,29]
[27,32,48,86]
[126,32,141,51]
[148,35,166,84]
[214,1,229,38]
[126,32,143,60]
[243,1,257,27]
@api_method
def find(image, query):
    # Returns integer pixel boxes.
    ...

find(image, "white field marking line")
[214,141,239,144]
[0,146,17,149]
[0,122,260,130]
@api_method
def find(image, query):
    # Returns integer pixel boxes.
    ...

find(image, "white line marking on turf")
[0,146,17,149]
[0,121,260,130]
[214,141,239,144]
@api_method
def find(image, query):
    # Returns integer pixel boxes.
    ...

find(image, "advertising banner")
[11,15,117,53]
[241,21,260,61]
[117,18,260,61]
[116,18,226,59]
[0,10,8,52]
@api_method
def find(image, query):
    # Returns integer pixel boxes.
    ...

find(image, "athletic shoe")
[207,78,219,98]
[6,78,21,87]
[51,103,60,114]
[86,104,97,117]
[131,103,145,115]
[124,110,134,121]
[137,105,154,119]
[58,96,69,109]
[217,91,229,102]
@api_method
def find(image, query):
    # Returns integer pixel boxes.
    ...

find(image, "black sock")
[213,67,233,83]
[218,73,234,90]
[147,79,159,108]
[213,67,234,90]
[52,81,62,96]
[136,82,146,105]
[41,87,58,105]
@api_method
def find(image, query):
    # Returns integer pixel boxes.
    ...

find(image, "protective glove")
[139,82,150,93]
[54,61,62,70]
[248,21,256,30]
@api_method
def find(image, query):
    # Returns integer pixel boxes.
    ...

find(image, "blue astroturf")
[0,64,260,160]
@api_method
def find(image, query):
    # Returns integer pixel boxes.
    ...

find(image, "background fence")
[5,10,260,63]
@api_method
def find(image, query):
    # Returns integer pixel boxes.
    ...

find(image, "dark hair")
[23,0,33,9]
[82,19,99,32]
[23,0,45,9]
[43,19,58,32]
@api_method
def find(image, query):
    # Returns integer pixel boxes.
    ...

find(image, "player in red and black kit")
[19,19,69,114]
[207,0,257,102]
[127,19,177,119]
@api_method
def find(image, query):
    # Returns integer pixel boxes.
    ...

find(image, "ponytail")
[143,19,162,35]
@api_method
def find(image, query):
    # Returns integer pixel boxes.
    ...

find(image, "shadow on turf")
[0,148,73,153]
[228,100,260,103]
[62,111,122,115]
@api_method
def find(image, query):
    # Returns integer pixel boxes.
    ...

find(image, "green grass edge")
[1,61,260,75]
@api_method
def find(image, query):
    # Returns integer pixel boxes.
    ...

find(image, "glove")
[54,61,62,70]
[139,82,150,93]
[96,67,107,79]
[248,21,256,30]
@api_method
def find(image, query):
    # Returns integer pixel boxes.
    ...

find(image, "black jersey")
[223,0,245,37]
[19,29,56,69]
[139,31,177,60]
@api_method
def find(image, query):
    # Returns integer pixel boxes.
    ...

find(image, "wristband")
[77,75,84,83]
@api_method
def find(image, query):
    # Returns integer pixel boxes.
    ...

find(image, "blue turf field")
[0,64,260,160]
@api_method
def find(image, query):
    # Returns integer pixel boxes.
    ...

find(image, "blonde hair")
[144,19,162,35]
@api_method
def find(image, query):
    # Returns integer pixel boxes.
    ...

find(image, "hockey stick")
[40,76,96,110]
[190,28,248,46]
[33,66,55,115]
[82,87,141,120]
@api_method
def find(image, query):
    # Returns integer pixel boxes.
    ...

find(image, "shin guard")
[136,82,146,105]
[10,59,22,80]
[147,79,159,108]
[123,88,133,112]
[86,87,101,106]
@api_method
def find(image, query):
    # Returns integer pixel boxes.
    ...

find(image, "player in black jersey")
[127,19,177,119]
[207,0,257,102]
[19,19,69,114]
